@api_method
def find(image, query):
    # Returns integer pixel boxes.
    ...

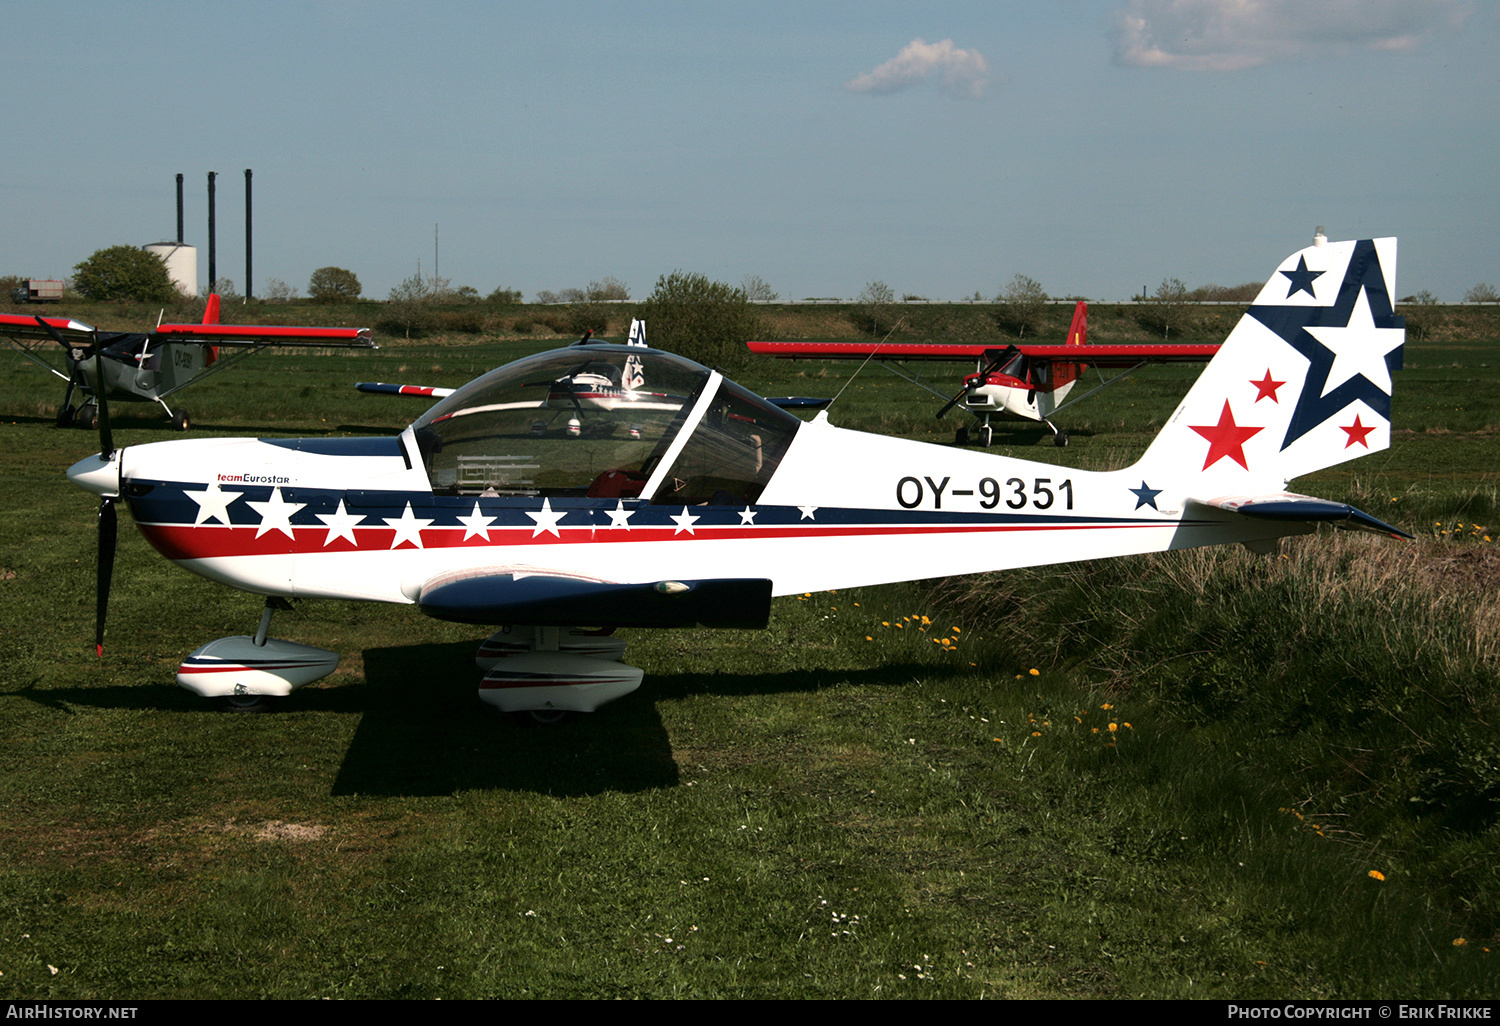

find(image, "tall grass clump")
[930,532,1500,962]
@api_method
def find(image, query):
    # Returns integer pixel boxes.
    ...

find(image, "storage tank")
[144,242,198,297]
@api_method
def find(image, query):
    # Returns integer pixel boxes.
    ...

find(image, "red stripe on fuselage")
[136,519,1166,561]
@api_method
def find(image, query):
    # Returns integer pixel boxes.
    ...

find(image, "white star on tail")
[1306,287,1405,397]
[246,487,306,540]
[186,481,242,526]
[526,498,566,538]
[456,502,497,541]
[383,502,434,549]
[671,507,700,535]
[315,499,366,546]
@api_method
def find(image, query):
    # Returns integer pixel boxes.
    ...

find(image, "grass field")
[0,321,1496,999]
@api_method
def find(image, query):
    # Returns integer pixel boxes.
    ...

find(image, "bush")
[995,274,1048,338]
[308,266,362,302]
[72,246,175,302]
[632,271,763,368]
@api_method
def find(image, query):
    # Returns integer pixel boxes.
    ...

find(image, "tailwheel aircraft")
[67,235,1409,721]
[749,300,1220,447]
[1,294,374,431]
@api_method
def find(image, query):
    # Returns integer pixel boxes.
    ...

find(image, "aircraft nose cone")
[67,452,121,498]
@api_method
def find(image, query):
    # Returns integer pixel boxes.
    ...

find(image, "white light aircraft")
[66,236,1410,718]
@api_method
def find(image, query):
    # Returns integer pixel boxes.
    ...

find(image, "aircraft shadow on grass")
[329,640,958,797]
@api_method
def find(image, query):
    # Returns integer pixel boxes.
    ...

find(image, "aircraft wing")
[747,340,1220,368]
[0,313,100,345]
[0,314,373,349]
[152,323,375,348]
[418,569,773,628]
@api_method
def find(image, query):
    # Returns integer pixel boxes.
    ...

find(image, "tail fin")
[1066,300,1087,346]
[200,294,222,364]
[1137,237,1403,494]
[627,318,647,348]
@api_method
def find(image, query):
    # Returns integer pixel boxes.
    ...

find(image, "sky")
[2,0,1495,303]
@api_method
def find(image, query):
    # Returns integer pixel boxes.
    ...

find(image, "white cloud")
[846,38,991,99]
[1112,0,1472,71]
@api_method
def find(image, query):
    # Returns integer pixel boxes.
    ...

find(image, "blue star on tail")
[1248,241,1404,450]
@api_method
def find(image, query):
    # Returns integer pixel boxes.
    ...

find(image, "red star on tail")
[1250,369,1286,403]
[1341,414,1375,449]
[1190,401,1263,470]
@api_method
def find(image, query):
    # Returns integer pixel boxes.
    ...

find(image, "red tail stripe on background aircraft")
[65,234,1409,719]
[0,293,374,430]
[749,300,1220,447]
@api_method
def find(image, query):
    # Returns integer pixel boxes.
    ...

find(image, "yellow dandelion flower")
[882,621,890,626]
[1091,727,1099,734]
[1031,731,1041,737]
[1108,722,1118,732]
[1074,716,1082,723]
[1368,870,1385,881]
[865,636,873,642]
[1029,668,1040,676]
[952,626,962,633]
[1453,938,1467,947]
[1123,722,1132,729]
[1100,703,1113,710]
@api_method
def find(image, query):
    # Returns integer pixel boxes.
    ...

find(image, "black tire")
[218,694,277,713]
[1054,431,1069,448]
[954,426,970,446]
[171,410,190,432]
[56,406,75,427]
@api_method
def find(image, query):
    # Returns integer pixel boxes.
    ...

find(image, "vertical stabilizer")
[1137,238,1403,494]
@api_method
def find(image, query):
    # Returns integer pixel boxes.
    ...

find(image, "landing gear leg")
[976,415,993,448]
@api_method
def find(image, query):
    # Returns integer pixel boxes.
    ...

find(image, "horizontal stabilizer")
[355,381,455,399]
[765,396,831,409]
[419,571,773,628]
[1191,493,1413,539]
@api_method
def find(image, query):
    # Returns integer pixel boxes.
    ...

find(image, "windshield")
[409,345,802,503]
[410,346,710,498]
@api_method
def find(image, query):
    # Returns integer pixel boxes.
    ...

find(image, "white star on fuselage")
[246,487,306,540]
[739,506,757,525]
[186,481,242,526]
[798,505,819,520]
[457,502,497,541]
[607,500,634,530]
[1306,286,1405,397]
[384,502,434,549]
[315,499,366,547]
[526,497,566,538]
[670,507,700,535]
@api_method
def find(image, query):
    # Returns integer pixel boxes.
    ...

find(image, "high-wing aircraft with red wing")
[750,300,1221,447]
[65,236,1409,719]
[1,294,374,431]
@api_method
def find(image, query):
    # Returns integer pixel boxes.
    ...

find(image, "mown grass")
[0,327,1495,998]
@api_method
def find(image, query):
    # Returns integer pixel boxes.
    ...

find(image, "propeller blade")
[936,351,1010,420]
[935,382,970,421]
[92,329,114,459]
[96,498,117,657]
